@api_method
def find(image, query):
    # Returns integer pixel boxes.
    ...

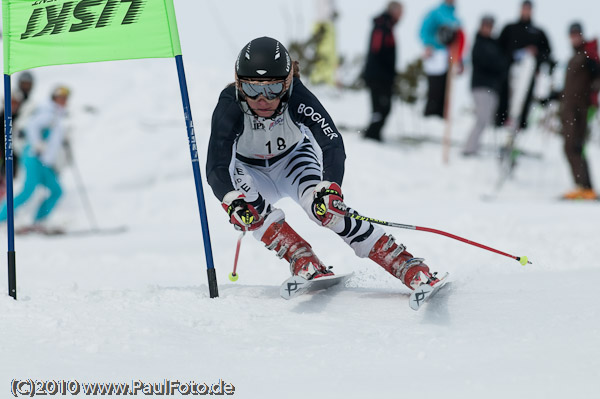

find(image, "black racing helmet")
[235,37,294,117]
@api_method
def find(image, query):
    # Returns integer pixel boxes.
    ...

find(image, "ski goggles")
[239,79,287,100]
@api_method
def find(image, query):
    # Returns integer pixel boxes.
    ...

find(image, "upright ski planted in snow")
[493,51,538,196]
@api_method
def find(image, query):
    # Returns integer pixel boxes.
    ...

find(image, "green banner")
[3,0,182,74]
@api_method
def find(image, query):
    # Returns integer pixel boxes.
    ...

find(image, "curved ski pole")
[344,212,531,265]
[229,231,245,281]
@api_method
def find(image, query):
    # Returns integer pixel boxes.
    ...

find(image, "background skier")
[1,71,36,188]
[0,86,71,225]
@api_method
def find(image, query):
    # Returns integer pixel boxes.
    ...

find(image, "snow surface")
[2,1,600,398]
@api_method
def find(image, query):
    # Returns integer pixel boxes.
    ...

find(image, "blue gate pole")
[4,75,16,300]
[174,55,218,298]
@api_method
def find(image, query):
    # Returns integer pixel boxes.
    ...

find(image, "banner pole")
[174,55,219,298]
[4,74,17,300]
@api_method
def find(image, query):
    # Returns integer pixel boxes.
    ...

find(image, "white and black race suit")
[207,78,385,257]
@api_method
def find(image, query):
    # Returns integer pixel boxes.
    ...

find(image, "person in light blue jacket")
[419,0,462,117]
[0,86,70,224]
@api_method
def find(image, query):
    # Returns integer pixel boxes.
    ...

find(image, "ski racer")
[207,36,443,289]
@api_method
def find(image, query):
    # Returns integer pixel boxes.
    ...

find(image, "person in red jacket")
[362,2,403,142]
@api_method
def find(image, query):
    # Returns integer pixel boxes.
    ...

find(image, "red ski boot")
[368,234,436,290]
[261,220,333,280]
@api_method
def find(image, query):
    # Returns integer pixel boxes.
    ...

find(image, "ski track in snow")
[2,9,600,399]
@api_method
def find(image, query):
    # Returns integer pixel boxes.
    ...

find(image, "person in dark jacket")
[1,71,35,192]
[560,23,600,200]
[463,16,508,156]
[362,2,403,142]
[496,0,552,128]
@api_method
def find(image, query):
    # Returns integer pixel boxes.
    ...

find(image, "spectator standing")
[496,0,552,128]
[560,23,599,200]
[463,16,508,156]
[362,1,403,142]
[419,0,462,119]
[310,0,339,86]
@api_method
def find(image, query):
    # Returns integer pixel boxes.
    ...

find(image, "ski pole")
[345,212,531,265]
[66,141,99,231]
[228,231,245,281]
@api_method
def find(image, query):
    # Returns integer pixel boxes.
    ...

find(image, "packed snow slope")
[2,1,600,398]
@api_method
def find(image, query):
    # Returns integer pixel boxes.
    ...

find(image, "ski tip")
[409,284,434,311]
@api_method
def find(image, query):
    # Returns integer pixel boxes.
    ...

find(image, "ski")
[15,225,128,237]
[558,196,600,202]
[280,273,353,300]
[409,272,449,311]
